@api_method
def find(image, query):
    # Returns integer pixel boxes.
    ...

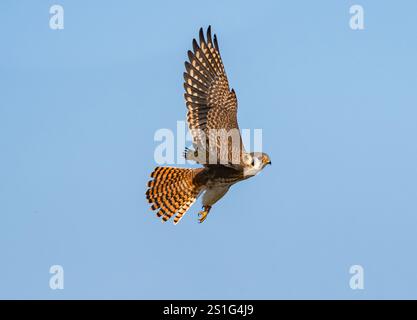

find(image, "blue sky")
[0,0,416,299]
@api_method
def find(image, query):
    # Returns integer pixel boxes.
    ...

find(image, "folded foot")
[184,147,200,162]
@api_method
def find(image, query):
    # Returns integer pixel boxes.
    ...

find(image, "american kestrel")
[146,26,271,224]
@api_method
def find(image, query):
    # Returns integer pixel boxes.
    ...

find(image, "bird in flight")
[146,26,271,224]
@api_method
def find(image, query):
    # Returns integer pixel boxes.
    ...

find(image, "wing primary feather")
[192,38,218,78]
[199,27,205,45]
[185,60,213,83]
[207,26,212,43]
[214,34,220,51]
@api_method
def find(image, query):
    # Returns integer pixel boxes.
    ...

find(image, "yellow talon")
[198,206,211,223]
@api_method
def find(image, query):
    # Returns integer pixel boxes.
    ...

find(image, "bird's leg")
[198,205,211,223]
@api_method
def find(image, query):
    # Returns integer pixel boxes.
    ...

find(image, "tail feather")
[174,197,198,224]
[146,167,201,224]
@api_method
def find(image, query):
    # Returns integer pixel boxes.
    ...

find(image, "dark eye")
[251,159,255,166]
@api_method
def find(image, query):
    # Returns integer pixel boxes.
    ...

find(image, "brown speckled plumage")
[146,27,270,224]
[184,26,245,165]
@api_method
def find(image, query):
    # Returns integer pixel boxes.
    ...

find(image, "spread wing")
[183,26,245,166]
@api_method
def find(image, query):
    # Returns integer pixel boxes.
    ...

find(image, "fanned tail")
[146,167,201,224]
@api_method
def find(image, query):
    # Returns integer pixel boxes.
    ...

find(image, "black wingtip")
[199,27,205,44]
[213,34,219,51]
[187,50,194,62]
[192,38,199,51]
[184,61,190,71]
[207,26,212,43]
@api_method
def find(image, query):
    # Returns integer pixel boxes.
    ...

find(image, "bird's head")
[243,152,271,176]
